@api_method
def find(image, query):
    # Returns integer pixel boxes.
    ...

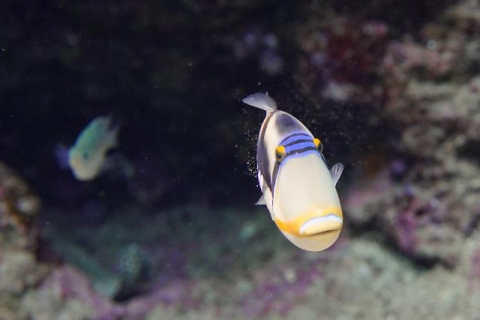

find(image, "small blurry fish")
[60,116,121,181]
[242,93,344,252]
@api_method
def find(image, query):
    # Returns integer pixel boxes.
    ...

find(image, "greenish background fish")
[67,116,120,181]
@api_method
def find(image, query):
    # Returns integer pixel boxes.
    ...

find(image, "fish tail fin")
[242,93,277,113]
[54,143,70,170]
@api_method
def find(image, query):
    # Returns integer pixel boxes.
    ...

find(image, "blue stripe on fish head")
[271,131,313,195]
[284,141,316,154]
[278,131,328,167]
[281,132,312,146]
[270,130,329,192]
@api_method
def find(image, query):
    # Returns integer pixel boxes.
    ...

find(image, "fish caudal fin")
[54,143,70,170]
[330,163,345,187]
[242,93,277,113]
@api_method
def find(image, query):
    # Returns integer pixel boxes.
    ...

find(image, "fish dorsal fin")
[330,163,345,187]
[255,195,266,205]
[242,93,277,113]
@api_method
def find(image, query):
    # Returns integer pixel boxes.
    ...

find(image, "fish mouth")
[299,214,343,236]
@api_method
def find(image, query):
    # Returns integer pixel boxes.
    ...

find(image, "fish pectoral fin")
[330,163,345,187]
[255,195,266,205]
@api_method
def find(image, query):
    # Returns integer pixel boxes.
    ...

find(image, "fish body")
[68,116,120,181]
[243,93,344,251]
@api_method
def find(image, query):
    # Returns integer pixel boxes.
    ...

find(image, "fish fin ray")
[242,93,277,113]
[255,195,266,205]
[330,163,345,187]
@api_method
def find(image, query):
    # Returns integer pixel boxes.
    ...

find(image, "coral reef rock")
[344,0,480,268]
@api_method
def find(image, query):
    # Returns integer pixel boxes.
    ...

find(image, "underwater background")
[2,0,480,319]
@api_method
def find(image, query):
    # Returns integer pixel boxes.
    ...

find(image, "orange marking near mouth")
[274,206,343,237]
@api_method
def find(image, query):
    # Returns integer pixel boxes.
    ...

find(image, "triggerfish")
[243,93,344,251]
[67,116,120,181]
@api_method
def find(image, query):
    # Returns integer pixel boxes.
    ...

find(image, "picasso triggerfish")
[243,93,344,251]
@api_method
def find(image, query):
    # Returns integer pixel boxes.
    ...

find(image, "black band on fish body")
[257,111,276,193]
[284,146,319,158]
[283,138,314,148]
[270,160,280,204]
[275,113,304,135]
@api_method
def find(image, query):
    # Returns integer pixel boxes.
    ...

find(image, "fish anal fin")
[255,195,266,205]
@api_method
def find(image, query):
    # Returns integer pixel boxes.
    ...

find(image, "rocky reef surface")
[2,148,480,320]
[342,0,480,269]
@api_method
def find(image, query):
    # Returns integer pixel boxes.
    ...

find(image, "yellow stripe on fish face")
[274,205,343,238]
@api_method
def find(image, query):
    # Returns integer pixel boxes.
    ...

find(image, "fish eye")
[82,152,89,160]
[314,138,323,153]
[275,145,286,162]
